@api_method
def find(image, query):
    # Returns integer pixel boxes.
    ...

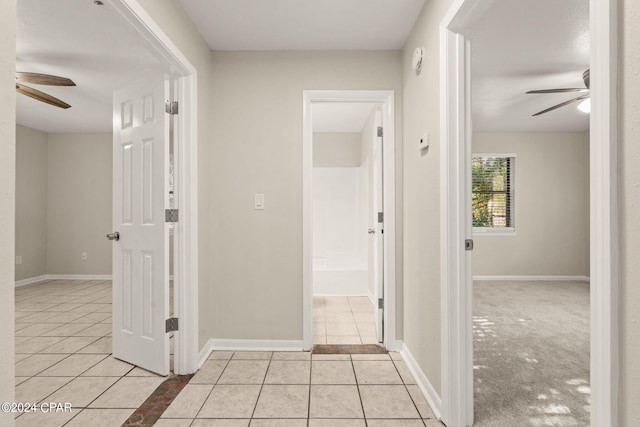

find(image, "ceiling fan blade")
[16,83,71,109]
[532,94,589,116]
[526,88,589,94]
[16,72,75,86]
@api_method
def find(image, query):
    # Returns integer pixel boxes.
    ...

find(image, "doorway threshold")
[312,344,387,354]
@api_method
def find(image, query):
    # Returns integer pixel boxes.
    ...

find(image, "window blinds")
[472,156,515,228]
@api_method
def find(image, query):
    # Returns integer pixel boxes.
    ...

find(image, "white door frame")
[439,1,618,426]
[302,90,397,351]
[109,0,199,375]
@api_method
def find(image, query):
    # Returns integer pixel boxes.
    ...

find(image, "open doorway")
[310,102,383,346]
[302,90,397,352]
[440,0,616,425]
[467,2,591,425]
[13,3,198,419]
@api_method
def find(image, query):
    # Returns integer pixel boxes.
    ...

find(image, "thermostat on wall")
[412,47,424,73]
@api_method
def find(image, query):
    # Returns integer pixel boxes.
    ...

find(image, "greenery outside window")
[472,155,515,233]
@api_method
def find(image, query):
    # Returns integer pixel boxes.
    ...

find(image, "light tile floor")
[15,282,443,426]
[159,351,444,426]
[313,296,378,345]
[14,279,164,427]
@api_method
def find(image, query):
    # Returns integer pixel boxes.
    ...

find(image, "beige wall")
[472,132,590,277]
[313,132,361,167]
[0,0,16,421]
[401,0,451,395]
[209,51,402,341]
[46,133,112,275]
[15,126,48,281]
[620,0,640,422]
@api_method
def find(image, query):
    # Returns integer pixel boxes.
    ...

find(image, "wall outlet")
[15,255,22,265]
[81,252,87,260]
[254,194,265,210]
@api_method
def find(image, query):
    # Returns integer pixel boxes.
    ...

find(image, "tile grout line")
[350,354,369,426]
[307,351,313,427]
[248,352,273,421]
[191,353,233,420]
[392,357,430,422]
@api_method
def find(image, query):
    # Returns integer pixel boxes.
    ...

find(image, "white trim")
[110,0,199,375]
[302,90,397,353]
[313,293,370,297]
[211,339,303,352]
[399,341,442,420]
[18,274,112,285]
[441,0,618,426]
[473,275,591,282]
[15,274,113,287]
[197,340,215,369]
[197,339,305,368]
[367,290,375,306]
[472,228,516,236]
[47,274,112,281]
[15,275,49,287]
[440,5,475,425]
[472,152,517,159]
[589,0,618,424]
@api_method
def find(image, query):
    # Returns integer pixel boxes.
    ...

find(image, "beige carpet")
[473,280,590,426]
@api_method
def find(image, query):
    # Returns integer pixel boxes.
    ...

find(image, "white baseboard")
[399,341,442,420]
[367,290,375,306]
[198,338,305,368]
[314,293,370,297]
[15,275,49,287]
[473,275,590,282]
[15,274,112,287]
[198,339,216,368]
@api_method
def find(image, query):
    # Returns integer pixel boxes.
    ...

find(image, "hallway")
[14,280,441,426]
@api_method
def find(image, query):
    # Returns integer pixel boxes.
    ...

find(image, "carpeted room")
[470,132,590,426]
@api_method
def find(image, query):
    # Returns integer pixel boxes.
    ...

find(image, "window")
[472,155,515,232]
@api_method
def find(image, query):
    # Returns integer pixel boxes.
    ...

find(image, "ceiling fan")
[15,72,76,109]
[526,69,590,116]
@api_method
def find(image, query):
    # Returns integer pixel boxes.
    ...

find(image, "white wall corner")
[197,339,215,369]
[399,341,443,420]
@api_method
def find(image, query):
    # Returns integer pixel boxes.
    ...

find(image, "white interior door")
[372,110,384,343]
[111,78,170,375]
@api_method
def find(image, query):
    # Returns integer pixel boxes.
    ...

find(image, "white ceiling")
[17,0,166,133]
[470,0,590,132]
[313,103,378,133]
[177,0,426,50]
[18,0,588,134]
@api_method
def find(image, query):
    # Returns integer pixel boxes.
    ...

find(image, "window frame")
[471,153,516,236]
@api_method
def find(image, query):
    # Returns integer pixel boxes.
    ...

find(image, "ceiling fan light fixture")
[578,98,591,114]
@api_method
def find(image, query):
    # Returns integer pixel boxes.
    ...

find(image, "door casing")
[439,0,618,426]
[302,90,397,351]
[109,0,200,375]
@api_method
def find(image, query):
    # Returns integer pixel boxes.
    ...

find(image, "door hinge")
[165,101,179,115]
[377,126,383,137]
[465,239,474,251]
[378,298,384,309]
[378,212,384,223]
[165,209,179,223]
[165,317,179,333]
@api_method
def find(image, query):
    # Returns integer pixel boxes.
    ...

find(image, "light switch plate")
[254,194,265,210]
[16,255,22,265]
